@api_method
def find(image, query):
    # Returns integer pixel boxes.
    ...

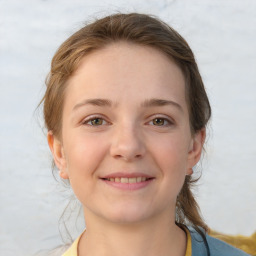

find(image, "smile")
[102,177,152,183]
[100,174,155,191]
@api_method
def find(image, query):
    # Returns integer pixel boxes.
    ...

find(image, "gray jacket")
[189,227,250,256]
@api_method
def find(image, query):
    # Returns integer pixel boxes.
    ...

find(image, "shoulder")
[188,227,250,256]
[206,234,250,256]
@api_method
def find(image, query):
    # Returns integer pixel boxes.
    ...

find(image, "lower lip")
[101,178,154,190]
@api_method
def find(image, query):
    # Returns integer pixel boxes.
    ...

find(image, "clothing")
[62,230,191,256]
[188,227,250,256]
[62,226,249,256]
[209,229,256,255]
[62,235,80,256]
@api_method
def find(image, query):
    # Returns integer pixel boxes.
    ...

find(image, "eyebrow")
[72,98,183,112]
[73,98,113,111]
[141,98,183,111]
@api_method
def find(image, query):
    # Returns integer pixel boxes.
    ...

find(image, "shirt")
[62,226,249,256]
[209,229,256,255]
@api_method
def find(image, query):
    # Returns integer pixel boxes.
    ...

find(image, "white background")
[0,0,256,255]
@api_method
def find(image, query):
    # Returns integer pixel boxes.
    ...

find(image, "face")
[48,42,204,225]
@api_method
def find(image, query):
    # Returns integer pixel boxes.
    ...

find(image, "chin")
[103,205,151,224]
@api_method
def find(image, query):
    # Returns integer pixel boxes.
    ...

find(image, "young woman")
[41,13,249,256]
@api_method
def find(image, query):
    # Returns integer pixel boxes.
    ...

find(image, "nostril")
[110,133,146,161]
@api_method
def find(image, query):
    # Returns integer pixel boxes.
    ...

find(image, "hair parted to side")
[41,13,211,235]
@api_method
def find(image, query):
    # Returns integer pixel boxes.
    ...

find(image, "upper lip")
[100,172,154,179]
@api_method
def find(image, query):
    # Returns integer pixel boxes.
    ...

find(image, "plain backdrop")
[0,0,256,255]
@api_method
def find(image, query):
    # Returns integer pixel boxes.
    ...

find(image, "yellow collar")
[62,227,192,256]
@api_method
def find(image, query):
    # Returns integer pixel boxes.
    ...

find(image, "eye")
[149,117,173,126]
[82,116,107,126]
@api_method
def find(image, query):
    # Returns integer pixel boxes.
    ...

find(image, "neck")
[78,209,187,256]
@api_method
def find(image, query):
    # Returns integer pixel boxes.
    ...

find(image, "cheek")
[63,132,108,176]
[149,133,190,180]
[63,133,109,202]
[157,138,189,200]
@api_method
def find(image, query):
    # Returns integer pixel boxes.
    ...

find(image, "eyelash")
[148,116,173,127]
[82,115,108,126]
[82,115,174,127]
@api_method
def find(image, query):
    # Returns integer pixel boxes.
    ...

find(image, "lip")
[100,172,155,191]
[101,172,154,179]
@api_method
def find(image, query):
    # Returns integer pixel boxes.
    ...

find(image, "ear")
[47,131,69,179]
[187,128,206,175]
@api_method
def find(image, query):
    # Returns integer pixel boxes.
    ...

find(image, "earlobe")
[187,128,206,172]
[186,167,193,176]
[47,131,69,179]
[58,170,69,179]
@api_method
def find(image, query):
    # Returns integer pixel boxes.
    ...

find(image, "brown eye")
[152,118,165,126]
[90,118,104,126]
[82,115,108,127]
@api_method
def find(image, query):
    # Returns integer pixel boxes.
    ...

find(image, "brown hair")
[41,13,211,234]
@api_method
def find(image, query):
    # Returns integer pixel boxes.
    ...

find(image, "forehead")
[65,42,187,110]
[74,42,182,80]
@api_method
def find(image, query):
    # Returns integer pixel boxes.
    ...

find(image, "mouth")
[101,177,153,183]
[100,173,155,190]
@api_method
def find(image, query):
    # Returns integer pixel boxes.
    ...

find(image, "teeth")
[120,177,128,183]
[137,177,142,182]
[129,177,137,183]
[106,177,150,183]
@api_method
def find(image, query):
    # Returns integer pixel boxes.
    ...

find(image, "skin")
[48,42,205,256]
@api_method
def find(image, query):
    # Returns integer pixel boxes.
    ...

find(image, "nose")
[110,124,146,161]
